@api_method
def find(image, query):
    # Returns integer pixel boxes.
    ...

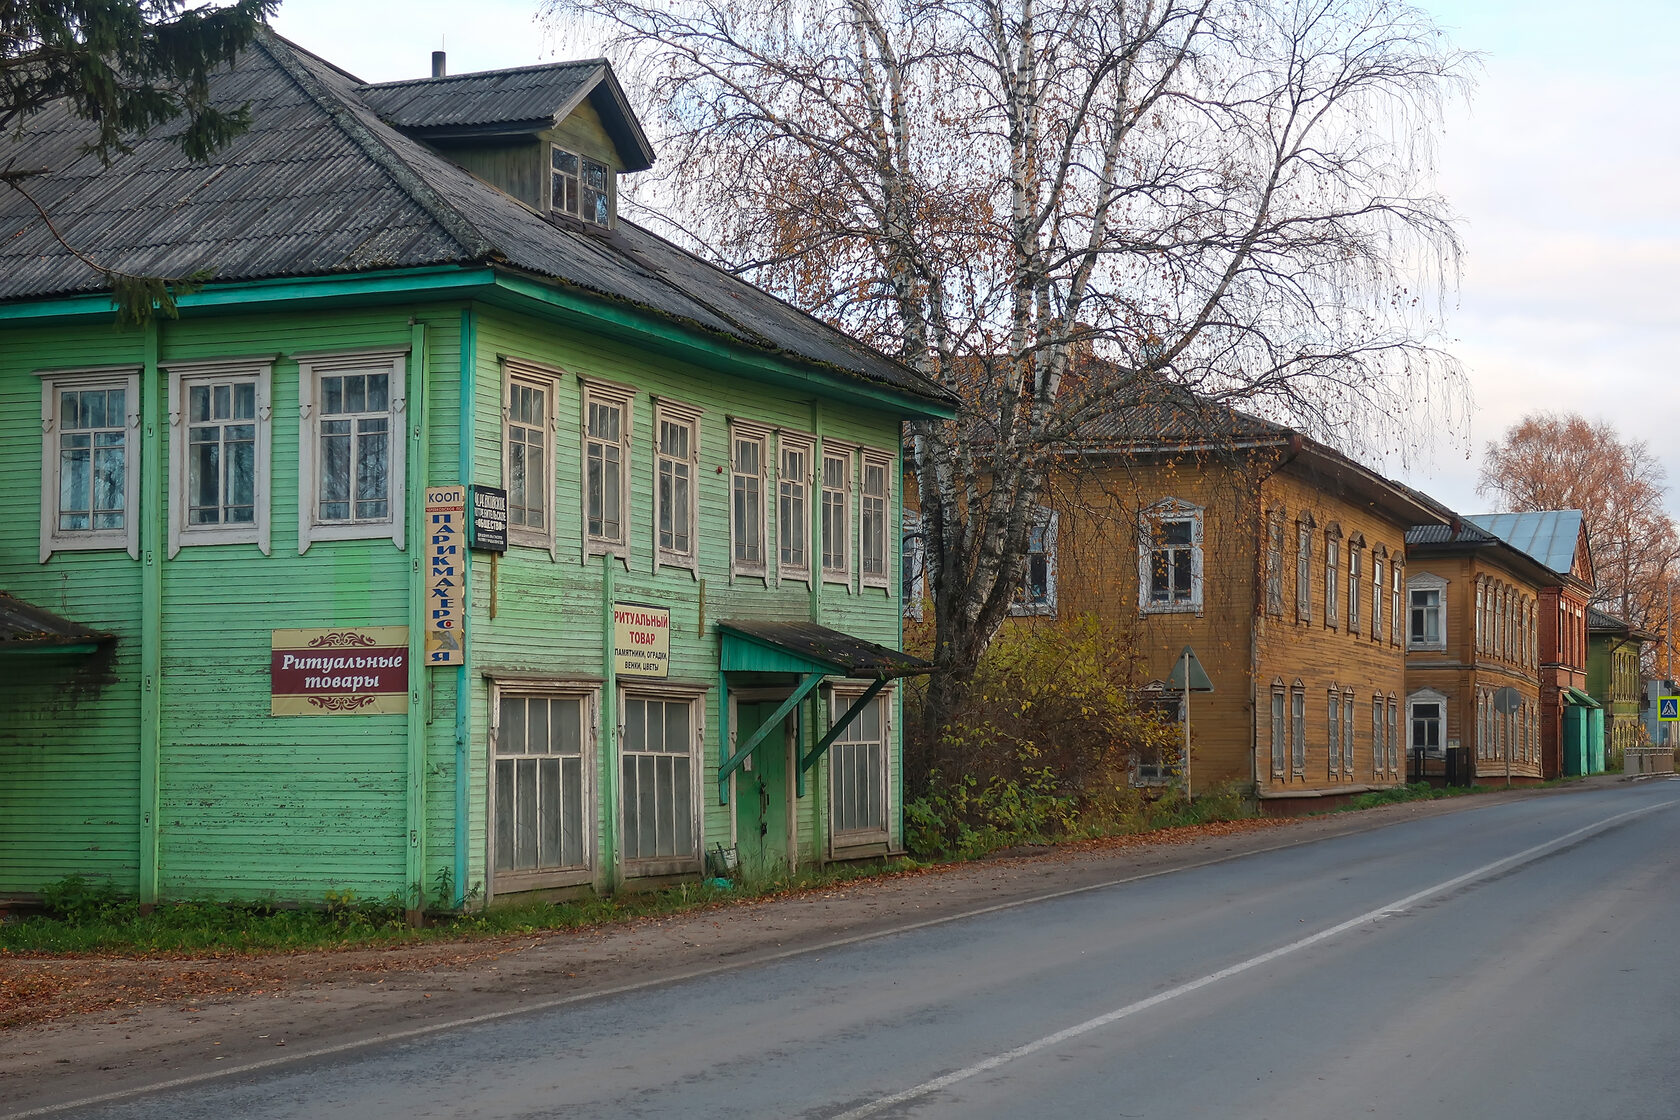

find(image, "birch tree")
[552,0,1472,734]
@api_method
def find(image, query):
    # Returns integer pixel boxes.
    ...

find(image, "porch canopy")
[0,591,111,656]
[1564,687,1602,710]
[716,619,932,803]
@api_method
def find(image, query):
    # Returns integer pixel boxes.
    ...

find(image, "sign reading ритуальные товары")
[271,627,409,715]
[426,486,466,665]
[614,602,670,678]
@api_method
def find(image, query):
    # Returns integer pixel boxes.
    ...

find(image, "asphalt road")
[38,781,1680,1119]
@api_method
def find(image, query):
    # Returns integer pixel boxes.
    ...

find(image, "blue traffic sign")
[1661,697,1679,722]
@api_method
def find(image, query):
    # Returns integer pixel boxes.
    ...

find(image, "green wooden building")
[1586,607,1653,772]
[0,33,953,910]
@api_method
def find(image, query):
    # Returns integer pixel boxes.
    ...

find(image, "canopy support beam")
[796,677,888,797]
[717,671,824,805]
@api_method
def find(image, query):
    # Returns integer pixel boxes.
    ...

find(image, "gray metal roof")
[1463,511,1586,577]
[1404,523,1500,547]
[358,60,657,171]
[0,592,112,650]
[0,31,952,412]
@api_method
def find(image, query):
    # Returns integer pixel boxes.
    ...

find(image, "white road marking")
[8,797,1669,1120]
[830,797,1679,1119]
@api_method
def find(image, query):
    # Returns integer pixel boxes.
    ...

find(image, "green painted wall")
[2,286,912,907]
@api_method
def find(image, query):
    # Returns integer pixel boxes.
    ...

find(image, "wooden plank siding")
[1,295,911,905]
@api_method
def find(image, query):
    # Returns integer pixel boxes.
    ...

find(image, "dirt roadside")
[0,783,1617,1115]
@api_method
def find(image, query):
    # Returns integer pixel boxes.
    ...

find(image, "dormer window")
[551,145,611,225]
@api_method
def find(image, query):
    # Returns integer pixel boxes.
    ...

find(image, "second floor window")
[40,369,140,561]
[298,351,407,552]
[1140,500,1202,613]
[861,455,891,586]
[585,399,625,546]
[732,427,767,572]
[1348,546,1363,633]
[654,402,699,567]
[167,359,272,556]
[1410,586,1443,647]
[1011,507,1059,617]
[779,439,811,577]
[551,146,610,225]
[505,373,551,542]
[1325,534,1341,628]
[1296,523,1313,622]
[822,450,851,578]
[1371,556,1385,642]
[1265,515,1285,616]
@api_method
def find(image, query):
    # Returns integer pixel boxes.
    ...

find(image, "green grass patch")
[0,862,921,957]
[1334,781,1495,812]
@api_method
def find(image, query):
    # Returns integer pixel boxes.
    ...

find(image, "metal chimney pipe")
[431,51,447,78]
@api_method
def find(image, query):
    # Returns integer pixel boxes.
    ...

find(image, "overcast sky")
[270,0,1680,517]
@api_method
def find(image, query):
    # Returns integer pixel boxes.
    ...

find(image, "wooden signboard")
[425,486,465,665]
[271,627,409,715]
[613,603,670,679]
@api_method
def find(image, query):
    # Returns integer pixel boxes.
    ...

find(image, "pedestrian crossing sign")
[1661,697,1679,722]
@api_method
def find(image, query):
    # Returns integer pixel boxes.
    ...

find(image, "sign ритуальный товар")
[614,603,670,679]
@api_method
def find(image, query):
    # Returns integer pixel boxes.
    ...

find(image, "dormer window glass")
[551,146,610,225]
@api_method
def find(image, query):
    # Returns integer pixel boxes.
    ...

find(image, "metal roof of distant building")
[1405,522,1500,547]
[0,30,952,412]
[1463,511,1586,576]
[1587,606,1627,631]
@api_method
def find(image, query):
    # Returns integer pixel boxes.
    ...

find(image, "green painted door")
[734,702,792,881]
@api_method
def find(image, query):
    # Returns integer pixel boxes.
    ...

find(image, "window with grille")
[621,695,699,868]
[831,693,889,842]
[1410,696,1442,758]
[494,693,587,879]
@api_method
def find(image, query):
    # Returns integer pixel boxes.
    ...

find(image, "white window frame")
[1409,688,1448,760]
[777,431,815,584]
[581,377,634,561]
[487,679,598,897]
[38,366,141,562]
[649,397,701,575]
[902,511,927,622]
[1010,506,1059,617]
[820,442,854,585]
[549,143,612,226]
[860,449,894,590]
[296,348,407,554]
[730,420,771,578]
[1407,572,1448,651]
[618,685,706,878]
[165,357,273,557]
[827,683,894,853]
[501,359,560,559]
[1137,498,1204,614]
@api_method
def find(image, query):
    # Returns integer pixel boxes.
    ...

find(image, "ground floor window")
[620,694,701,870]
[830,691,890,845]
[1409,694,1444,759]
[493,690,589,881]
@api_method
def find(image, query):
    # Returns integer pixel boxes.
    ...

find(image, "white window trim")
[820,440,855,586]
[501,358,560,560]
[38,366,141,562]
[730,419,772,580]
[165,357,273,558]
[859,448,894,590]
[616,683,707,878]
[295,348,408,554]
[1136,498,1204,615]
[1408,688,1449,759]
[486,678,599,899]
[776,430,815,585]
[650,397,702,576]
[580,376,635,562]
[826,683,895,853]
[902,511,926,622]
[1406,571,1449,652]
[1010,507,1059,618]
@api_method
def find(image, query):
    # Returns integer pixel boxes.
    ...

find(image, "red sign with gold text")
[271,627,409,716]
